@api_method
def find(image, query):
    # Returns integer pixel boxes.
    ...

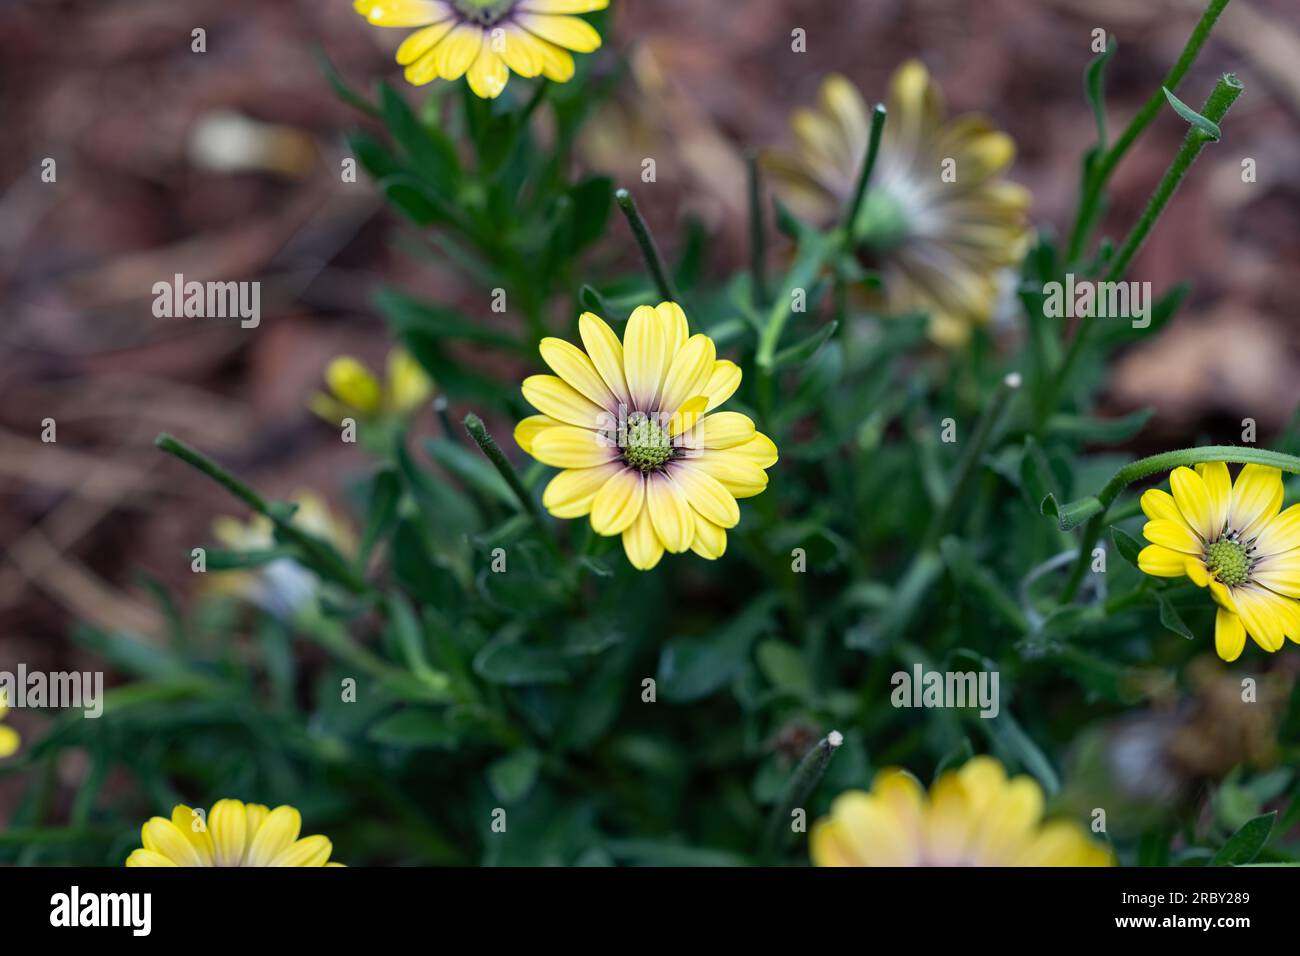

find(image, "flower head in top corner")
[764,62,1030,347]
[0,693,19,759]
[1138,462,1300,662]
[513,302,777,571]
[811,756,1112,867]
[309,348,433,425]
[125,799,343,867]
[354,0,607,98]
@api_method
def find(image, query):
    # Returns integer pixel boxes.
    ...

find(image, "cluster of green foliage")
[4,0,1298,867]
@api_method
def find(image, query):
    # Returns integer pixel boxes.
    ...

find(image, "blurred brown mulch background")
[2,0,1299,678]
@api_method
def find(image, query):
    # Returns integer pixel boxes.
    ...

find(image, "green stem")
[1048,73,1243,424]
[1065,0,1232,262]
[747,153,769,308]
[760,731,843,863]
[156,433,267,514]
[1058,444,1300,601]
[842,103,887,241]
[615,188,681,303]
[463,413,561,556]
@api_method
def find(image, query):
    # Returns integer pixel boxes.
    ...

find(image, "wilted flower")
[125,799,342,867]
[354,0,607,98]
[0,693,18,759]
[210,492,356,618]
[1137,463,1300,661]
[309,348,433,425]
[812,756,1112,866]
[514,302,777,570]
[764,63,1030,346]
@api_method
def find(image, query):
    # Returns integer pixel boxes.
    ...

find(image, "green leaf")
[358,469,401,567]
[565,175,613,253]
[1209,811,1276,866]
[379,81,460,186]
[1163,86,1222,141]
[656,595,778,703]
[1085,36,1116,146]
[981,710,1061,796]
[1046,407,1154,444]
[488,748,542,803]
[771,321,838,370]
[317,48,380,119]
[1109,525,1144,568]
[376,287,522,351]
[755,640,813,698]
[1041,492,1103,531]
[424,438,515,506]
[368,709,458,749]
[1155,591,1196,640]
[201,547,293,571]
[474,638,569,686]
[386,591,452,696]
[379,174,442,225]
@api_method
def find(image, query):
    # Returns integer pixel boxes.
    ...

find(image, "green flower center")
[455,0,516,25]
[623,414,672,472]
[852,190,911,252]
[1205,538,1250,587]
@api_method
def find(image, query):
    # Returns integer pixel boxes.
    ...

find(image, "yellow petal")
[886,59,943,156]
[125,849,178,867]
[269,835,334,867]
[542,462,621,518]
[244,802,270,839]
[1231,587,1287,653]
[142,817,204,867]
[810,816,867,867]
[396,21,455,65]
[518,0,609,12]
[689,516,727,559]
[435,23,484,81]
[1229,464,1284,538]
[702,360,742,412]
[210,798,249,867]
[171,805,215,866]
[668,463,739,529]
[730,432,779,470]
[1137,544,1189,578]
[466,46,510,99]
[590,468,645,536]
[531,36,575,82]
[1215,607,1246,662]
[1195,462,1231,537]
[355,0,454,28]
[655,302,690,362]
[691,450,770,499]
[530,425,618,468]
[1251,551,1300,598]
[246,806,302,867]
[514,414,561,455]
[645,473,694,553]
[966,775,1043,865]
[923,771,976,865]
[540,337,616,410]
[326,356,383,414]
[666,395,708,437]
[578,312,630,406]
[1141,518,1202,555]
[700,411,756,449]
[522,374,610,429]
[1249,502,1300,558]
[384,349,433,412]
[623,305,670,410]
[1168,466,1215,542]
[0,724,18,757]
[497,24,543,77]
[658,334,716,417]
[1185,558,1210,588]
[517,12,602,53]
[826,791,915,867]
[1139,487,1181,523]
[621,506,664,570]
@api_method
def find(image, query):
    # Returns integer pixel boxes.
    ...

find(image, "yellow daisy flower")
[309,348,433,425]
[0,692,20,759]
[514,302,777,570]
[811,756,1112,867]
[1137,462,1300,662]
[764,63,1031,347]
[354,0,607,98]
[125,799,343,867]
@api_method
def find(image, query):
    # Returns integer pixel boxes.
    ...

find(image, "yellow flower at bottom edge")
[514,302,778,571]
[763,62,1030,347]
[812,756,1112,867]
[126,799,344,867]
[1138,462,1300,662]
[355,0,607,98]
[0,693,20,758]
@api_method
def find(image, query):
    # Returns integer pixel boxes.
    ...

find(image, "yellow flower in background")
[764,63,1030,347]
[210,492,356,618]
[309,348,433,425]
[354,0,607,98]
[1138,463,1300,662]
[812,757,1112,867]
[514,302,777,570]
[125,799,343,867]
[0,693,19,759]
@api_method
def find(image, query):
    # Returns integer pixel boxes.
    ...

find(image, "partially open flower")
[309,348,433,425]
[514,302,777,570]
[1137,462,1300,661]
[0,693,19,759]
[765,63,1030,346]
[812,756,1112,866]
[125,799,343,867]
[354,0,607,98]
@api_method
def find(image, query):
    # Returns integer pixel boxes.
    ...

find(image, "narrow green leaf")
[1163,86,1222,141]
[1209,811,1276,866]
